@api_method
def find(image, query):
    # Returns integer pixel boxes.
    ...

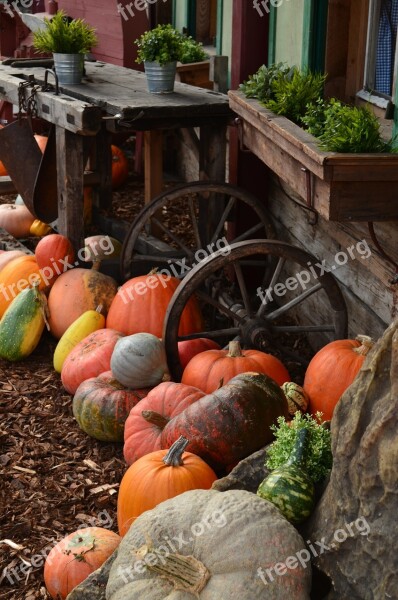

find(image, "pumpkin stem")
[354,335,373,356]
[142,410,170,429]
[286,428,309,469]
[163,436,189,467]
[228,340,243,358]
[136,543,210,594]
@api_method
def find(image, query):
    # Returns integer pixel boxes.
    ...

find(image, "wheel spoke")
[272,324,337,333]
[232,222,266,243]
[177,327,241,341]
[196,290,246,324]
[151,217,195,258]
[209,196,236,245]
[188,196,202,249]
[266,282,324,321]
[257,256,286,316]
[233,262,251,316]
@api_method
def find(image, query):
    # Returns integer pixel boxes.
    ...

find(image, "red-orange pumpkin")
[106,273,203,338]
[48,268,118,339]
[178,337,221,370]
[44,527,120,599]
[111,145,129,189]
[61,329,123,394]
[123,381,205,464]
[117,436,217,536]
[0,255,46,317]
[304,335,373,421]
[181,340,290,393]
[0,204,35,238]
[35,233,75,287]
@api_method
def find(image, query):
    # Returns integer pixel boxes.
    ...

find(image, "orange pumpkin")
[117,436,217,536]
[0,255,46,317]
[61,328,124,394]
[181,340,290,393]
[0,204,35,238]
[304,335,373,421]
[106,273,203,338]
[44,527,120,599]
[35,233,75,287]
[0,250,27,273]
[48,268,118,339]
[111,145,129,189]
[178,337,221,370]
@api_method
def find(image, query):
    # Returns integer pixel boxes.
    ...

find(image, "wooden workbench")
[0,60,233,251]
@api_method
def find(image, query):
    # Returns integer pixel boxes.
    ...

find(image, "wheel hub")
[241,317,273,351]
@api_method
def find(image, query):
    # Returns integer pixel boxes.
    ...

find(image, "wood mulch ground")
[0,156,312,599]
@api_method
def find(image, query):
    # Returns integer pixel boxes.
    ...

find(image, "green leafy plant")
[303,98,397,153]
[239,63,293,104]
[266,412,332,484]
[33,10,97,54]
[135,24,184,66]
[265,67,326,124]
[179,35,208,64]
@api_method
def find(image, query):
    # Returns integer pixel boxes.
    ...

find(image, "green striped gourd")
[0,285,46,361]
[257,428,315,524]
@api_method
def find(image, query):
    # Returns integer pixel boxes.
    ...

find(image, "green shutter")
[268,5,277,66]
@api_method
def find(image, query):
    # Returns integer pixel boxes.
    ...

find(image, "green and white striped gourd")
[257,428,315,524]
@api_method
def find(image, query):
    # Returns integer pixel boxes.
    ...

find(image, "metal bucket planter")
[53,53,84,85]
[144,61,177,94]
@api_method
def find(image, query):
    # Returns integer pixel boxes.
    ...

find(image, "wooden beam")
[144,130,163,204]
[89,127,113,210]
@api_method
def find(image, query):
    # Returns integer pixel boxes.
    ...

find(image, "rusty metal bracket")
[42,69,60,96]
[233,117,252,153]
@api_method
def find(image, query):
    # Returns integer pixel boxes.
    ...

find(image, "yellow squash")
[53,307,105,373]
[30,219,52,237]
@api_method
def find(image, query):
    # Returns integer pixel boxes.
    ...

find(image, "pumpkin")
[107,489,312,599]
[0,255,46,318]
[0,204,35,238]
[106,273,203,338]
[34,134,48,153]
[72,371,152,441]
[117,436,217,536]
[281,382,309,416]
[53,307,105,373]
[29,219,52,237]
[160,372,289,473]
[0,250,27,273]
[61,328,124,395]
[48,268,118,339]
[0,284,47,361]
[182,340,290,393]
[123,381,205,464]
[303,335,373,421]
[83,235,122,265]
[34,233,75,287]
[111,145,129,189]
[44,526,120,600]
[178,337,221,370]
[257,428,315,524]
[110,333,169,389]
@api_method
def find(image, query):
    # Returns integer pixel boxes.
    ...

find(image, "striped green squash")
[257,428,315,524]
[0,285,46,361]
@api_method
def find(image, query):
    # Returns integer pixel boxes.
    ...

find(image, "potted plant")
[135,24,183,94]
[176,35,211,89]
[33,10,97,85]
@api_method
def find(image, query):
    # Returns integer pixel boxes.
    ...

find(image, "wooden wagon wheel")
[163,239,348,381]
[120,181,276,280]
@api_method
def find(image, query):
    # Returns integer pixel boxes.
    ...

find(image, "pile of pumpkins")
[0,225,374,599]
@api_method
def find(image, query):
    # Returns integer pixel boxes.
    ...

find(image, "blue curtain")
[375,0,398,95]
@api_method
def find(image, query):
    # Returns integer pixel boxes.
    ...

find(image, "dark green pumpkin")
[257,428,315,524]
[160,371,290,473]
[72,371,152,441]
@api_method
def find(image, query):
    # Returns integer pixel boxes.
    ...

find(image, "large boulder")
[305,319,398,599]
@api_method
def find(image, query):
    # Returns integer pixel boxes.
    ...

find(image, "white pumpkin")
[111,333,169,389]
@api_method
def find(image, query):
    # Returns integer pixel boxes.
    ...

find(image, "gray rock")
[211,446,270,493]
[304,319,398,600]
[66,551,117,600]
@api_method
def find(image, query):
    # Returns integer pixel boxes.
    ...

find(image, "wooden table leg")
[56,127,85,255]
[198,123,227,245]
[144,130,163,204]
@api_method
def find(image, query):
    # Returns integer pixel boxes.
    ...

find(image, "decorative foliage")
[33,10,97,54]
[179,35,208,64]
[239,62,293,104]
[135,24,184,65]
[266,412,332,484]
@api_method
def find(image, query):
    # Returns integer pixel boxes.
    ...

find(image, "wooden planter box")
[229,91,398,222]
[176,60,212,90]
